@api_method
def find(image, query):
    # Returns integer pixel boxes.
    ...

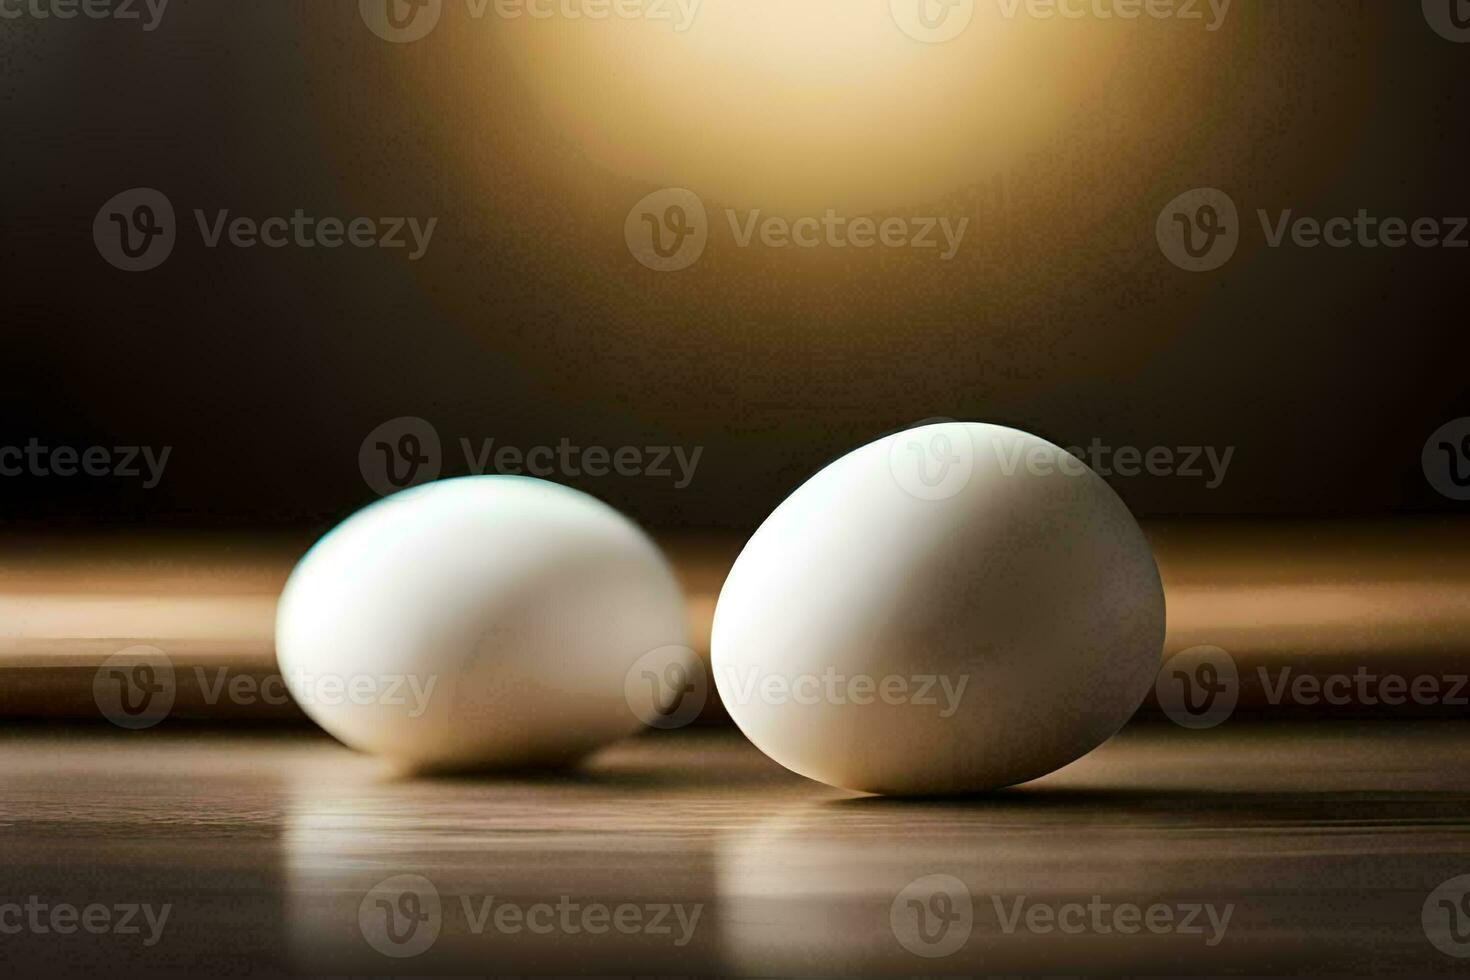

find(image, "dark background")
[3,0,1467,534]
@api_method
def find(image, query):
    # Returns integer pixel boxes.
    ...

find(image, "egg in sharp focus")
[711,421,1165,795]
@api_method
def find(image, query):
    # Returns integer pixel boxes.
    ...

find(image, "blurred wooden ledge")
[1151,519,1470,660]
[0,520,1467,722]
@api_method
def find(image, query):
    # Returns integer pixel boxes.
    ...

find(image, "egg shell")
[711,422,1165,795]
[275,476,688,771]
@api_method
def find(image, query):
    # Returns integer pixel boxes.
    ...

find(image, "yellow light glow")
[486,1,1132,212]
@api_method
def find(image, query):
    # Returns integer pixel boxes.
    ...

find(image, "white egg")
[712,422,1165,795]
[275,476,688,771]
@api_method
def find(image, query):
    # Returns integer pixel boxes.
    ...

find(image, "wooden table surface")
[4,520,1470,722]
[3,521,1469,974]
[2,720,1469,976]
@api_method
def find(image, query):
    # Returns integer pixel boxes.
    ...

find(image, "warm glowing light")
[487,0,1132,212]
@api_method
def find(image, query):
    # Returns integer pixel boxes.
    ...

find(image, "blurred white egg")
[275,476,688,771]
[712,422,1164,795]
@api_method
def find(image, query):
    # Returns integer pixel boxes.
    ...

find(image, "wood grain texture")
[1,722,1469,975]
